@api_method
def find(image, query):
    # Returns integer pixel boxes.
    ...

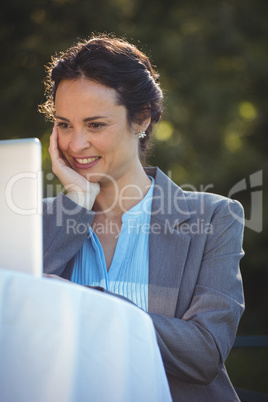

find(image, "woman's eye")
[57,122,69,129]
[89,122,104,129]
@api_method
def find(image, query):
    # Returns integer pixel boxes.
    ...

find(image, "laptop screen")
[0,138,43,277]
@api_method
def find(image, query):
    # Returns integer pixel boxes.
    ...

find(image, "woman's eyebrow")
[55,115,69,121]
[55,115,107,122]
[83,116,107,122]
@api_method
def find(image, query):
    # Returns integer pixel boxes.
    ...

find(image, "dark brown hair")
[39,33,163,156]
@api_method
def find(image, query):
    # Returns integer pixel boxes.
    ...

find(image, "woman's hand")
[49,123,100,210]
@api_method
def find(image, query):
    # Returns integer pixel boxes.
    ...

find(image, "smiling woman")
[40,33,245,402]
[39,34,163,158]
[54,78,143,185]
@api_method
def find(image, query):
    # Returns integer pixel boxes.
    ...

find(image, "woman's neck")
[93,164,151,219]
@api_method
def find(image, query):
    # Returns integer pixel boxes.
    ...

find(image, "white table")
[0,269,172,402]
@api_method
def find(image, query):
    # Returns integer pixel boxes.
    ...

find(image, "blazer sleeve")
[43,193,94,275]
[149,199,245,385]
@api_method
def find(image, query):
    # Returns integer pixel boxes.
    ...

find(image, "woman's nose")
[69,131,90,153]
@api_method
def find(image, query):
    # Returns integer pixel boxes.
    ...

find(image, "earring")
[138,131,146,139]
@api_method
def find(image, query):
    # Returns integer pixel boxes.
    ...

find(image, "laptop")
[0,138,43,277]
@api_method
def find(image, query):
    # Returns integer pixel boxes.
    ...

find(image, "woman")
[40,34,245,401]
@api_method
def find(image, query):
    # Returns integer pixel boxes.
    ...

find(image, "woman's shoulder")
[184,189,244,221]
[183,185,242,207]
[150,166,244,220]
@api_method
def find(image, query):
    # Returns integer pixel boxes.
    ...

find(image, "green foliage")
[1,0,267,385]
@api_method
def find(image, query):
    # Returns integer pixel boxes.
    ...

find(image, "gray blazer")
[43,167,245,402]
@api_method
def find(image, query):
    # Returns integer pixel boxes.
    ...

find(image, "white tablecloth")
[0,269,172,402]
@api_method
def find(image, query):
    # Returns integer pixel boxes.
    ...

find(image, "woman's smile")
[72,156,101,169]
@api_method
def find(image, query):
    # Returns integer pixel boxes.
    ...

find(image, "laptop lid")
[0,138,43,277]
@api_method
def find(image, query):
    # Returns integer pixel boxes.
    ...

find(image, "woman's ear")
[138,105,152,132]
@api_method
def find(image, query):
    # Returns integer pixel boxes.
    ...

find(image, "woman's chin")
[82,172,104,184]
[85,173,117,189]
[83,173,100,183]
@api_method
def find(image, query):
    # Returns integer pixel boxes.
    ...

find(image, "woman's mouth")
[73,156,101,169]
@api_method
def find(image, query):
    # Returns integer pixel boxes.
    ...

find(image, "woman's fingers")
[49,123,69,173]
[49,123,63,164]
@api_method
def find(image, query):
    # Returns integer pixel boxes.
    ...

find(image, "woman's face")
[55,78,141,185]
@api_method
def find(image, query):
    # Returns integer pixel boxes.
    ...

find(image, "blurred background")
[1,0,267,393]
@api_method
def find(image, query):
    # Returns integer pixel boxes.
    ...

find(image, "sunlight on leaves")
[238,101,257,121]
[170,163,188,184]
[154,121,174,142]
[224,130,243,152]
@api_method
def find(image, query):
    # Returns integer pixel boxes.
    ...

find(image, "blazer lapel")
[145,167,191,317]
